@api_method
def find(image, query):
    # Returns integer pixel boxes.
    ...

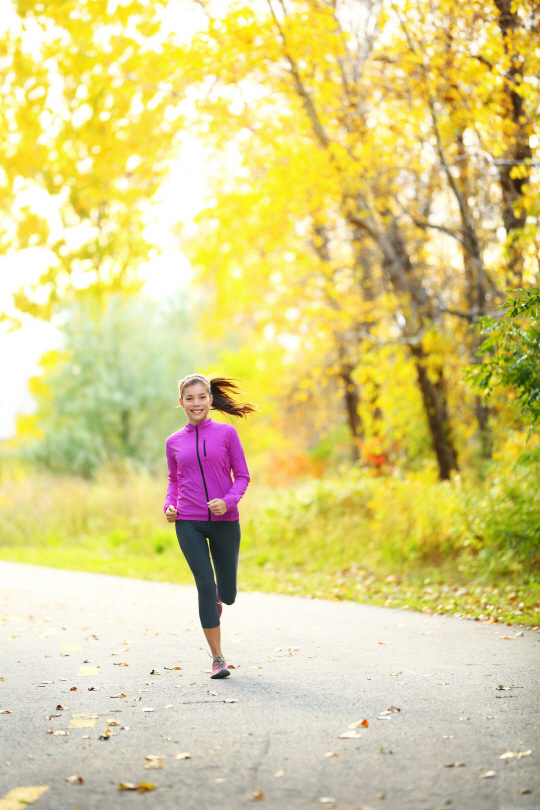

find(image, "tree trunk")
[455,131,493,459]
[339,362,363,463]
[493,0,533,285]
[410,347,459,480]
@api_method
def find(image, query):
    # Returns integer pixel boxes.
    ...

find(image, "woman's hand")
[165,505,178,523]
[208,498,228,516]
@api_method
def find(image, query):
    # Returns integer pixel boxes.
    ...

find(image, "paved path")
[0,561,538,810]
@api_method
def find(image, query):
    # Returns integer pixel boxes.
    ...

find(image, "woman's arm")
[163,440,179,514]
[222,428,250,511]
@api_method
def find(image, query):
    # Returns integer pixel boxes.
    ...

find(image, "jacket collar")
[184,417,213,433]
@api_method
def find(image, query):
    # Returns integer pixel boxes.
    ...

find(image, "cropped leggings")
[175,519,241,629]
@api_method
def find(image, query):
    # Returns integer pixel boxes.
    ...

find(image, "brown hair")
[178,374,257,419]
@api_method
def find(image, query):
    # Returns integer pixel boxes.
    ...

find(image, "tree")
[467,288,540,432]
[1,0,194,320]
[23,295,203,477]
[176,0,539,477]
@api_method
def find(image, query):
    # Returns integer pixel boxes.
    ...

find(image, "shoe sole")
[211,668,230,679]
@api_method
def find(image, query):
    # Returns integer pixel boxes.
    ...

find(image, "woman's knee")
[219,589,237,606]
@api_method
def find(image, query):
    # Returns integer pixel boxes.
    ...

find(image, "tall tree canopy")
[3,0,539,478]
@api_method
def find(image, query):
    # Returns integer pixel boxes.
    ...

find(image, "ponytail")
[178,374,257,419]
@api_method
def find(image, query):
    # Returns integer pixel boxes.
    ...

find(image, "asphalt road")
[0,560,539,810]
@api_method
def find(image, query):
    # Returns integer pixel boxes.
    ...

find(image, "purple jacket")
[163,417,250,521]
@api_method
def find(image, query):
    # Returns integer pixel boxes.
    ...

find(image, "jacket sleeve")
[222,427,250,511]
[163,439,179,514]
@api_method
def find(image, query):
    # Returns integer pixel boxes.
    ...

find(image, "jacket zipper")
[196,426,211,520]
[203,439,206,457]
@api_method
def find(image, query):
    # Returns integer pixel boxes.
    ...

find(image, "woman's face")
[180,382,212,424]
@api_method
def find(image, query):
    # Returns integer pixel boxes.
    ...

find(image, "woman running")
[163,374,256,678]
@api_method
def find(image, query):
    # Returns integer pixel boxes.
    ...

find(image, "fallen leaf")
[175,752,192,759]
[142,708,154,712]
[65,775,83,784]
[479,771,496,779]
[324,752,339,757]
[0,709,12,714]
[274,769,285,777]
[338,729,362,739]
[164,704,174,709]
[119,782,155,792]
[56,705,64,710]
[388,706,401,712]
[224,699,237,703]
[70,687,77,691]
[252,789,264,800]
[319,799,335,805]
[110,694,126,698]
[500,749,531,759]
[164,666,182,670]
[88,687,99,691]
[143,761,163,770]
[445,762,465,768]
[106,720,119,726]
[48,729,69,736]
[517,788,531,795]
[207,691,218,696]
[150,669,161,675]
[360,719,369,727]
[113,663,129,667]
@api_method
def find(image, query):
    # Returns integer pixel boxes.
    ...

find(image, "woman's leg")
[207,520,241,608]
[175,520,221,637]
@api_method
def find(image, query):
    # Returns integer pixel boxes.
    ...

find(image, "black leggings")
[175,519,241,629]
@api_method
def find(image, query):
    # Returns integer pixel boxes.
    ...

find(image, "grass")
[1,465,539,628]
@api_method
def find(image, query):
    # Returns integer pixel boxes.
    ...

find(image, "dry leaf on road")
[252,789,264,800]
[479,771,496,779]
[65,775,83,784]
[338,730,362,739]
[444,762,465,768]
[324,752,339,757]
[119,782,155,792]
[500,750,531,759]
[175,752,192,759]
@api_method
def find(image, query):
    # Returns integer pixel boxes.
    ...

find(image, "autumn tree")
[1,0,193,320]
[175,0,539,477]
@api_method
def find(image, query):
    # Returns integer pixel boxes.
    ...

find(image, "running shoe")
[217,598,223,619]
[211,655,230,679]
